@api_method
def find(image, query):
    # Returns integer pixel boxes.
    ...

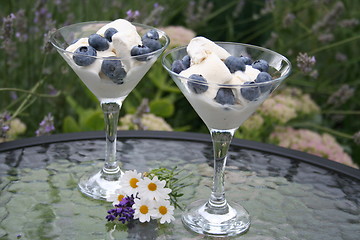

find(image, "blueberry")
[88,34,109,51]
[142,38,162,51]
[142,29,159,40]
[171,60,185,74]
[101,57,127,84]
[130,45,152,61]
[214,88,235,105]
[182,55,191,69]
[188,74,208,94]
[240,56,252,65]
[252,59,269,72]
[224,56,246,73]
[73,46,97,66]
[255,72,272,93]
[104,28,118,42]
[240,82,261,101]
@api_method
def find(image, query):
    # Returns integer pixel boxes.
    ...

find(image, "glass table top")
[0,131,359,240]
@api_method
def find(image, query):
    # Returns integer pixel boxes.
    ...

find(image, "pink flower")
[269,127,358,168]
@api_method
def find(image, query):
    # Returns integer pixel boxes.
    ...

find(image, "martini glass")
[50,21,169,200]
[162,42,291,236]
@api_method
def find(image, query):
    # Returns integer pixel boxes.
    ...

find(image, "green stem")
[310,35,360,54]
[294,18,312,34]
[0,88,60,98]
[11,54,51,119]
[203,1,238,23]
[322,110,360,115]
[12,80,43,119]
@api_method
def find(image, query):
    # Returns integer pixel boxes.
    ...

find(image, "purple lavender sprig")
[0,112,11,139]
[35,113,55,136]
[106,195,135,224]
[125,9,140,22]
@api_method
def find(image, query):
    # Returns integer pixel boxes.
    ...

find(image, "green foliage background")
[1,0,359,163]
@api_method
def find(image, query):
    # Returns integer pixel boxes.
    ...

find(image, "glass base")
[182,199,250,237]
[78,168,122,200]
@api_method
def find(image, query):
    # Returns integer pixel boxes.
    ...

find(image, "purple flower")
[185,0,213,28]
[106,195,135,223]
[283,13,296,28]
[338,18,359,28]
[106,214,116,221]
[312,1,345,33]
[296,52,316,75]
[47,84,59,95]
[1,13,16,50]
[326,84,355,107]
[35,113,55,136]
[0,112,11,139]
[126,9,140,22]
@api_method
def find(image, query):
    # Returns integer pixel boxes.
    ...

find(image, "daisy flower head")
[137,176,172,201]
[119,170,142,196]
[106,188,127,206]
[153,199,175,224]
[133,198,156,223]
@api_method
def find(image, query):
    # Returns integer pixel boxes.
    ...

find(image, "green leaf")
[122,98,138,114]
[80,109,104,131]
[149,99,174,118]
[62,116,80,133]
[65,95,84,115]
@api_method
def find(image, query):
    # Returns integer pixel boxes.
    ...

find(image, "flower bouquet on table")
[105,167,190,225]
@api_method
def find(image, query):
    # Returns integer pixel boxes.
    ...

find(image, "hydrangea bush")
[237,87,320,140]
[269,127,357,168]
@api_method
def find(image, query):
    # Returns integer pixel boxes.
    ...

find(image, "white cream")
[96,19,138,37]
[187,36,231,64]
[244,65,260,81]
[64,57,155,101]
[176,36,268,130]
[180,53,232,85]
[176,78,266,130]
[65,38,89,52]
[63,19,155,102]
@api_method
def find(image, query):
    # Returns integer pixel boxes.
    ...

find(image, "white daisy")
[133,198,156,223]
[119,170,142,196]
[152,199,175,224]
[137,176,172,201]
[106,188,127,206]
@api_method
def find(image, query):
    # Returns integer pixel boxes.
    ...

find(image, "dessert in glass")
[162,37,291,236]
[50,19,169,200]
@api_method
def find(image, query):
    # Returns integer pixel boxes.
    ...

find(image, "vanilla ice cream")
[186,37,231,64]
[180,53,232,85]
[173,37,272,130]
[62,19,164,102]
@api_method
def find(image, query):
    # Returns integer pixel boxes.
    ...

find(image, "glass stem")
[101,102,121,176]
[208,128,236,209]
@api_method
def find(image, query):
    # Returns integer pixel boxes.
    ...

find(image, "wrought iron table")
[0,131,359,240]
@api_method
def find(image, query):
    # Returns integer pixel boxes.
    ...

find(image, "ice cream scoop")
[187,36,231,64]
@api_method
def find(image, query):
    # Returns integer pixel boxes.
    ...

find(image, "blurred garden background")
[1,0,359,168]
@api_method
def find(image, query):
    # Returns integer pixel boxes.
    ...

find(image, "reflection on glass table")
[0,131,359,240]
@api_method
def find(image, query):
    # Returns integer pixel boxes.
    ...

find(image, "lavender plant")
[0,0,359,164]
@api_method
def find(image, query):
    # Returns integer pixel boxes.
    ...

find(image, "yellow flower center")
[159,206,168,215]
[117,194,125,202]
[148,182,157,191]
[140,205,149,214]
[129,178,139,188]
